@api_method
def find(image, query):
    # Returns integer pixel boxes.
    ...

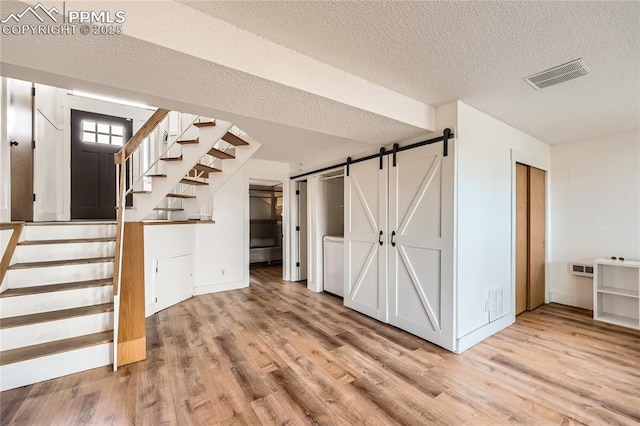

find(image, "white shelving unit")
[593,258,640,330]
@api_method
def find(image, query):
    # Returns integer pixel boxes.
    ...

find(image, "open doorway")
[319,172,344,296]
[295,171,345,294]
[249,181,283,272]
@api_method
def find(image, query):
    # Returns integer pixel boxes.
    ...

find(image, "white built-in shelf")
[593,258,640,330]
[597,286,639,299]
[595,313,640,329]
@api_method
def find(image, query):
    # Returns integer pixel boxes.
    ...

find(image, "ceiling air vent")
[524,59,591,90]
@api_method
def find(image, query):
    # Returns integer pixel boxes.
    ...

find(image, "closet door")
[388,143,454,350]
[344,160,388,321]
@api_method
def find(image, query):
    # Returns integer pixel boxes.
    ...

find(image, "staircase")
[122,113,261,222]
[0,108,261,391]
[0,222,116,391]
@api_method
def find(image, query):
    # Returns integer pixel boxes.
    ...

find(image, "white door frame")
[245,173,290,281]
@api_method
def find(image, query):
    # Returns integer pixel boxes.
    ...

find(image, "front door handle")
[378,230,383,246]
[9,139,18,147]
[391,231,396,247]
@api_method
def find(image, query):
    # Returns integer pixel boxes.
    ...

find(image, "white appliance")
[323,236,344,296]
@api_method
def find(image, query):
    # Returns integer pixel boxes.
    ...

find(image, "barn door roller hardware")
[290,128,454,180]
[392,143,399,167]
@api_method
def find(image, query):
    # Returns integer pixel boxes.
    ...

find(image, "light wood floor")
[2,266,640,425]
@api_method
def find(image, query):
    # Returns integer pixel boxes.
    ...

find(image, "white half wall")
[549,131,640,309]
[452,101,551,347]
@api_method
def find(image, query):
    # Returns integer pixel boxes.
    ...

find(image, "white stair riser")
[0,342,112,391]
[7,262,114,288]
[14,241,115,263]
[0,286,113,318]
[1,311,113,351]
[23,224,116,241]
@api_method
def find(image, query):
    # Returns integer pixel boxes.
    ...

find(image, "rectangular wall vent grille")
[568,260,594,277]
[525,59,591,90]
[488,288,504,322]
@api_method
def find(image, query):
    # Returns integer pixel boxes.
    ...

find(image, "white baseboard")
[456,313,515,354]
[550,292,592,310]
[193,278,248,296]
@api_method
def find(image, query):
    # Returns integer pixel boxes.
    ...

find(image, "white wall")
[550,131,640,309]
[452,101,551,351]
[194,158,290,294]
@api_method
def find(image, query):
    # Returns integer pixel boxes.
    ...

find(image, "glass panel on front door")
[81,120,125,146]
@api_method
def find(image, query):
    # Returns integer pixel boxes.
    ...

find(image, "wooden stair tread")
[160,155,182,161]
[166,193,196,199]
[177,138,199,145]
[180,178,208,186]
[146,173,167,178]
[18,237,115,246]
[0,330,113,366]
[194,121,216,128]
[153,207,184,212]
[208,148,235,159]
[0,279,113,298]
[193,163,221,173]
[9,256,114,270]
[222,132,249,146]
[132,190,151,194]
[0,303,114,329]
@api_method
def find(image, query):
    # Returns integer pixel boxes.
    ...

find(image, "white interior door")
[344,160,387,321]
[388,143,455,350]
[155,253,194,313]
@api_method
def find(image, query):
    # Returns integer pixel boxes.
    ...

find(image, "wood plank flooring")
[2,266,639,425]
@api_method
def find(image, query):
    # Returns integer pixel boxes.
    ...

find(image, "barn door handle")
[391,231,396,247]
[9,139,18,147]
[378,230,383,246]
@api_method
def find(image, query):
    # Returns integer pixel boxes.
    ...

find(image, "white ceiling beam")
[94,1,435,132]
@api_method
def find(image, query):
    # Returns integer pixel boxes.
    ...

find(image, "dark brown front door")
[9,79,34,221]
[71,110,132,220]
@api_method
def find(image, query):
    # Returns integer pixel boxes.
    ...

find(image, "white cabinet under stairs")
[0,222,116,391]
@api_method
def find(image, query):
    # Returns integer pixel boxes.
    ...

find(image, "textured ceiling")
[183,1,640,143]
[1,0,638,175]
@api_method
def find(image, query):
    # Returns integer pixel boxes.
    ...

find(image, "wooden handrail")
[113,150,127,297]
[0,222,25,285]
[114,108,170,164]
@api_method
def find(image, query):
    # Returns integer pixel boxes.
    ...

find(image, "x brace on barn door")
[290,128,453,179]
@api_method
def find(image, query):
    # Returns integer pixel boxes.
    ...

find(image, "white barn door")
[344,160,387,321]
[388,143,454,350]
